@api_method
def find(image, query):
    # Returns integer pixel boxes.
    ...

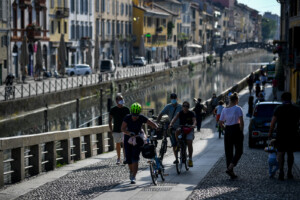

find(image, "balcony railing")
[55,7,70,18]
[152,35,167,45]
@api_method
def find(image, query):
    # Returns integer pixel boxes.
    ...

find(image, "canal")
[1,51,274,137]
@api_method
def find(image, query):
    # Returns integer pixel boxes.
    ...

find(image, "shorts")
[185,129,195,141]
[216,114,221,122]
[169,129,177,147]
[124,135,143,164]
[112,132,124,143]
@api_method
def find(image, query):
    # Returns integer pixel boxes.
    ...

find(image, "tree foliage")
[261,18,277,42]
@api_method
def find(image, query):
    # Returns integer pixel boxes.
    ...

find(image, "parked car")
[66,64,92,76]
[248,101,281,148]
[100,60,116,73]
[132,57,147,66]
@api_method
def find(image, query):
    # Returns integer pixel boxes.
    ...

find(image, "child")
[264,139,279,178]
[214,100,225,127]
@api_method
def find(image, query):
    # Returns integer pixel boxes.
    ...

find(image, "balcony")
[26,25,42,42]
[55,7,70,18]
[155,26,163,34]
[19,0,31,8]
[34,0,46,7]
[152,35,167,45]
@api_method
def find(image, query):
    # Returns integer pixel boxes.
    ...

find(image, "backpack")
[141,143,156,159]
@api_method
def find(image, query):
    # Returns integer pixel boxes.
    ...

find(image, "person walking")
[157,93,182,164]
[219,92,244,179]
[247,72,254,95]
[109,94,130,165]
[193,98,207,132]
[268,92,300,180]
[121,103,158,184]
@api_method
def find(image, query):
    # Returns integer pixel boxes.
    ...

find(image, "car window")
[254,104,280,118]
[101,61,111,69]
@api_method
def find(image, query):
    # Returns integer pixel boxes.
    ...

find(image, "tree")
[261,18,277,42]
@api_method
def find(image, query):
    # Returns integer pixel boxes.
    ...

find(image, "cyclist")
[121,102,158,184]
[157,93,182,164]
[5,73,14,86]
[169,101,196,167]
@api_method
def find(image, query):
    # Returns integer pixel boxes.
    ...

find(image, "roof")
[153,3,179,16]
[154,0,182,5]
[144,7,170,17]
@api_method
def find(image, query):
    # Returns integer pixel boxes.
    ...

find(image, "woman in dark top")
[121,103,158,184]
[170,101,196,167]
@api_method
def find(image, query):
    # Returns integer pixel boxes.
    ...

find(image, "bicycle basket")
[182,127,193,134]
[142,143,156,159]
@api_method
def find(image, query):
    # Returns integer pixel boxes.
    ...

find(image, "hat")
[170,93,177,99]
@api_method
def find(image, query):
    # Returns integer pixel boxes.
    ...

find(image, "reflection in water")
[1,52,273,137]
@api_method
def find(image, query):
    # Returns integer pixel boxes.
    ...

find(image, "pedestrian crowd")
[107,67,300,185]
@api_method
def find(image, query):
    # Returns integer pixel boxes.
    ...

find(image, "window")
[200,19,202,25]
[125,22,128,35]
[58,0,62,6]
[76,0,79,13]
[121,3,124,15]
[89,0,92,15]
[129,22,132,34]
[101,0,105,13]
[107,21,110,35]
[51,21,54,34]
[96,19,100,35]
[89,25,92,38]
[112,0,115,15]
[101,20,105,37]
[0,1,3,20]
[71,22,75,39]
[71,0,75,13]
[121,22,123,34]
[85,23,88,37]
[129,5,132,16]
[76,24,80,39]
[199,30,202,37]
[117,21,120,34]
[96,0,99,12]
[81,23,84,38]
[85,0,88,14]
[107,0,110,14]
[112,20,115,36]
[80,0,84,14]
[126,4,128,16]
[223,21,226,26]
[116,1,119,15]
[51,0,54,8]
[64,21,67,33]
[58,21,61,33]
[162,19,166,27]
[147,17,152,27]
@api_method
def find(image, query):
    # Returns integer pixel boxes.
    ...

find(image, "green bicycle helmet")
[131,102,142,114]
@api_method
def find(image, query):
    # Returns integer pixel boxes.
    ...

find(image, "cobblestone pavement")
[187,141,300,200]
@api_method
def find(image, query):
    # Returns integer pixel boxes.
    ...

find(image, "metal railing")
[1,55,206,102]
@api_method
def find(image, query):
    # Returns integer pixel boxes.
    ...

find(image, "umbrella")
[86,40,92,68]
[19,36,29,78]
[94,35,100,72]
[114,38,120,67]
[139,36,145,57]
[58,34,66,76]
[35,41,43,79]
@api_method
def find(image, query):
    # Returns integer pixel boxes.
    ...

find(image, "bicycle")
[175,125,192,174]
[5,86,15,100]
[145,131,165,185]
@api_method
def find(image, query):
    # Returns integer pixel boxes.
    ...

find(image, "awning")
[185,43,202,48]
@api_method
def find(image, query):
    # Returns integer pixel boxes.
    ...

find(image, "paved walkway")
[1,85,299,200]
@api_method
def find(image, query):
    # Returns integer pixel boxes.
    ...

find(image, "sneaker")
[129,172,133,181]
[123,159,127,165]
[188,159,193,167]
[116,158,120,165]
[131,178,136,184]
[173,160,179,164]
[226,169,237,179]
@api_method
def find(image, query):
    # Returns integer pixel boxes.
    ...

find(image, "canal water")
[1,51,274,137]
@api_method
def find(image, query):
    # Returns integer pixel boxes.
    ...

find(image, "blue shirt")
[123,114,148,135]
[160,103,182,128]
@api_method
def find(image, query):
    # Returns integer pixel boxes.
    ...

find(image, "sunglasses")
[182,105,189,108]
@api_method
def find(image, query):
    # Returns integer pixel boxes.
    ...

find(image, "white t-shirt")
[219,105,243,126]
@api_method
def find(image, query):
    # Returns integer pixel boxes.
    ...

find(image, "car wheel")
[248,135,255,148]
[70,72,74,76]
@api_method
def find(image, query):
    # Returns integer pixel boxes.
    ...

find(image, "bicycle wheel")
[159,139,167,161]
[183,144,189,171]
[176,144,182,174]
[150,161,158,185]
[158,159,165,182]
